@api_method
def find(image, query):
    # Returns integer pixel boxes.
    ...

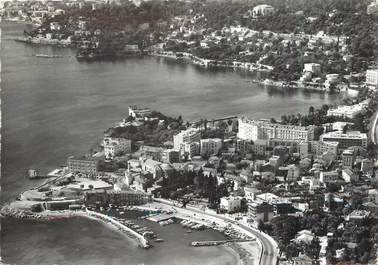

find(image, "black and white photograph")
[1,0,378,264]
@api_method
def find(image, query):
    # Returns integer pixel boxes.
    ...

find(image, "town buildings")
[327,101,368,119]
[67,156,98,175]
[304,63,321,75]
[85,189,152,206]
[299,140,339,159]
[200,138,222,156]
[103,137,132,160]
[173,128,201,158]
[238,118,313,142]
[319,171,340,184]
[140,145,164,161]
[366,69,378,88]
[342,149,355,168]
[252,4,275,17]
[220,196,242,213]
[161,149,180,163]
[248,201,274,223]
[320,131,368,150]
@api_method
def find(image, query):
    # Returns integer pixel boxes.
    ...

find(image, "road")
[154,199,278,265]
[371,111,378,145]
[370,110,378,165]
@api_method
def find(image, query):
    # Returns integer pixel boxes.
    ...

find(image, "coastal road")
[371,110,378,145]
[153,199,278,265]
[370,110,378,165]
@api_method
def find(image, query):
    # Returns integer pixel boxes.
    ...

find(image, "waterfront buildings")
[103,137,132,160]
[67,156,98,175]
[200,138,222,156]
[85,189,152,206]
[219,196,242,213]
[320,131,368,150]
[128,105,152,119]
[238,118,314,142]
[304,63,321,75]
[248,201,274,223]
[327,101,368,119]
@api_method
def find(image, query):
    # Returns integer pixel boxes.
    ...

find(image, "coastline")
[1,205,247,265]
[8,29,340,93]
[0,207,146,248]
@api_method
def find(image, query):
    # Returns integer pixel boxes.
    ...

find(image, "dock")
[191,238,255,247]
[147,213,174,222]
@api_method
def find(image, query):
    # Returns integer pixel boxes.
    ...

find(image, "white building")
[103,137,132,160]
[366,69,378,88]
[252,4,275,17]
[304,63,321,75]
[128,105,152,118]
[173,128,201,158]
[200,138,222,156]
[319,171,339,183]
[342,168,358,183]
[327,101,368,119]
[220,196,242,212]
[238,118,313,141]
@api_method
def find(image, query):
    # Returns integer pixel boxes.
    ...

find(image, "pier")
[191,239,256,247]
[85,210,150,249]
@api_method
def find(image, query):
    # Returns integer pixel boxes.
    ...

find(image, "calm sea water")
[1,21,341,264]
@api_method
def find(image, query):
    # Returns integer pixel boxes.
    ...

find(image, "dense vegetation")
[105,111,183,148]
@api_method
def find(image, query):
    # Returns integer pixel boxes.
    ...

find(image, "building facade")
[248,201,274,223]
[140,145,164,161]
[238,118,313,142]
[128,105,152,118]
[67,156,98,175]
[103,137,132,160]
[200,138,223,156]
[85,189,152,206]
[220,196,242,212]
[327,101,368,119]
[173,128,201,158]
[366,69,378,87]
[320,131,367,150]
[161,149,180,163]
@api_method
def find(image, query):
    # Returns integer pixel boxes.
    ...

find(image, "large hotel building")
[320,131,368,150]
[237,118,314,142]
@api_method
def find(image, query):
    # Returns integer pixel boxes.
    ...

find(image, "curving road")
[154,199,278,265]
[370,110,378,166]
[371,111,378,145]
